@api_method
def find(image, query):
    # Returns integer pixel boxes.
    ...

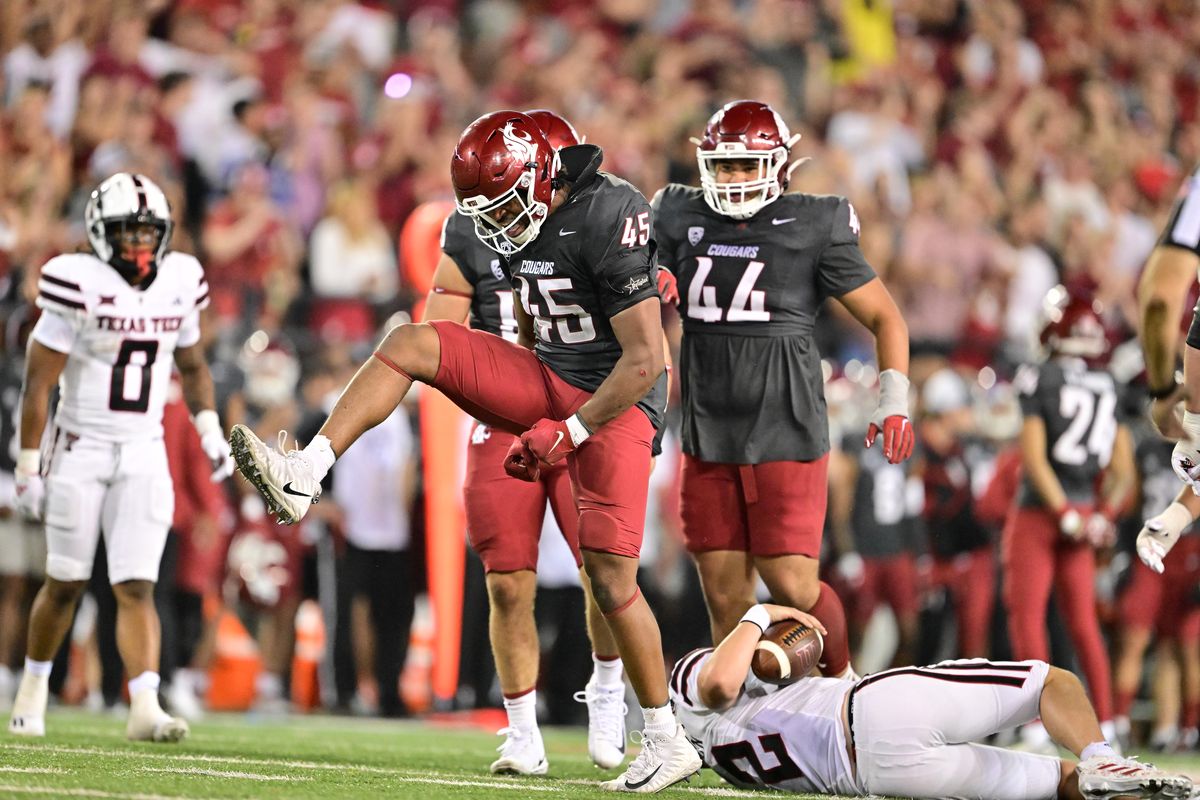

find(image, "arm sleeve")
[588,191,659,318]
[816,197,877,301]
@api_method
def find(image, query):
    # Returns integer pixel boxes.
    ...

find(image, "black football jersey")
[652,184,875,464]
[1015,358,1123,507]
[499,145,666,428]
[440,210,518,340]
[845,434,924,559]
[1158,164,1200,255]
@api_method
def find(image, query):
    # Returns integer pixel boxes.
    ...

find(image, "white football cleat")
[600,724,701,793]
[490,726,548,775]
[229,426,321,525]
[575,682,627,769]
[8,671,48,737]
[1076,756,1192,800]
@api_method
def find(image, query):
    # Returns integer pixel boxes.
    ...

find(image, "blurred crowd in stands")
[3,0,1200,749]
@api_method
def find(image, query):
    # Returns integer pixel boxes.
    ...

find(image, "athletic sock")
[642,704,675,738]
[592,654,624,689]
[503,688,538,733]
[1081,741,1117,761]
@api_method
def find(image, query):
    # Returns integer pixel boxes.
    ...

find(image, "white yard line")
[140,766,310,782]
[0,768,59,774]
[0,785,190,800]
[2,744,396,774]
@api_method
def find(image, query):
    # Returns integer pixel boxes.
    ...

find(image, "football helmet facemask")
[693,100,803,220]
[85,172,173,285]
[451,111,559,257]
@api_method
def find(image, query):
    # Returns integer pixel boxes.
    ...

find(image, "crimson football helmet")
[524,108,582,150]
[692,100,803,220]
[1039,284,1110,364]
[450,110,558,256]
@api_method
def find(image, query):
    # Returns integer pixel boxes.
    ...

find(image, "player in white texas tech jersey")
[671,604,1193,800]
[9,173,233,744]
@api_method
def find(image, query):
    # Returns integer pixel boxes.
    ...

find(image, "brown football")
[751,620,824,685]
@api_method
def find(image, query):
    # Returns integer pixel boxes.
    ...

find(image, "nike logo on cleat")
[625,764,662,790]
[282,482,311,498]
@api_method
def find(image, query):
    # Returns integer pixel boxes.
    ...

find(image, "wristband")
[739,604,771,633]
[877,369,911,418]
[1148,381,1179,400]
[566,413,592,447]
[1184,410,1200,441]
[16,449,40,475]
[193,410,222,439]
[1160,501,1196,532]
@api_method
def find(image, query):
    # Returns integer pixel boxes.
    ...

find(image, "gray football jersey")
[652,184,875,463]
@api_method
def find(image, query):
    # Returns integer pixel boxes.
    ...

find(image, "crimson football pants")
[1002,506,1113,721]
[463,422,581,573]
[429,321,653,559]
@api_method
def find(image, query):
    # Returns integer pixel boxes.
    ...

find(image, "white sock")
[503,690,538,732]
[128,671,161,698]
[304,435,336,482]
[592,655,624,689]
[24,658,52,678]
[1081,741,1117,761]
[641,704,675,738]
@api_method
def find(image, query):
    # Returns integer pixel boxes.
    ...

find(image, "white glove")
[194,410,234,482]
[1058,506,1085,540]
[1137,501,1194,574]
[1171,411,1200,494]
[14,449,45,522]
[1083,512,1115,548]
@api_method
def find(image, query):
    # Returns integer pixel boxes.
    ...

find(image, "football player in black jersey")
[424,110,627,775]
[652,100,913,676]
[1003,284,1136,742]
[229,110,701,792]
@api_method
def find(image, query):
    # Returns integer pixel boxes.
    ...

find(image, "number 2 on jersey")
[109,339,158,413]
[1052,384,1117,467]
[710,733,804,785]
[687,257,770,323]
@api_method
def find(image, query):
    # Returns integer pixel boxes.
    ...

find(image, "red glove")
[657,267,679,306]
[521,418,577,467]
[503,437,540,482]
[865,415,915,464]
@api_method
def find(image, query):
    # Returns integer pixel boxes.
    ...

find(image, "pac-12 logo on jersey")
[688,226,704,246]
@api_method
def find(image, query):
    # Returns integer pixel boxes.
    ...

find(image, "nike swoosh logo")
[551,431,565,452]
[625,764,662,790]
[772,218,796,225]
[559,229,577,236]
[282,482,311,498]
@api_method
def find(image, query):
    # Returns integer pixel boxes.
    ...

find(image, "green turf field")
[3,709,1200,799]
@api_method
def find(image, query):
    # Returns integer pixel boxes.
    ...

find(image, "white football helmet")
[84,172,173,284]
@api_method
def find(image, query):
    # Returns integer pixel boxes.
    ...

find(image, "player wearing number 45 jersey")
[652,100,913,673]
[670,602,1192,800]
[9,173,233,743]
[229,111,701,792]
[1004,284,1136,738]
[430,110,629,776]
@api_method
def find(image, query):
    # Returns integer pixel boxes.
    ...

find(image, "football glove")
[657,267,679,306]
[1083,510,1116,548]
[503,437,540,482]
[15,449,44,522]
[1137,502,1194,574]
[865,369,915,464]
[521,414,592,467]
[194,410,235,482]
[1173,412,1200,494]
[1058,505,1086,541]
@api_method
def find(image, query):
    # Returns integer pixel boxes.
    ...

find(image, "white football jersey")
[670,648,860,796]
[34,251,208,442]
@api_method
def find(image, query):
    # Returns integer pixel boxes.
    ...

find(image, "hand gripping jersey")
[670,648,858,795]
[1014,358,1122,508]
[652,184,875,464]
[441,210,519,340]
[34,252,209,442]
[499,144,666,429]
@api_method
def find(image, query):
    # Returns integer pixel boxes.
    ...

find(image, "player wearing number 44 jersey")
[430,110,630,776]
[9,173,233,743]
[229,111,701,792]
[670,603,1192,800]
[1004,284,1136,737]
[652,100,913,673]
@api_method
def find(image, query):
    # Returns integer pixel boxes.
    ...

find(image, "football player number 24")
[109,339,158,412]
[1053,384,1117,467]
[687,257,771,323]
